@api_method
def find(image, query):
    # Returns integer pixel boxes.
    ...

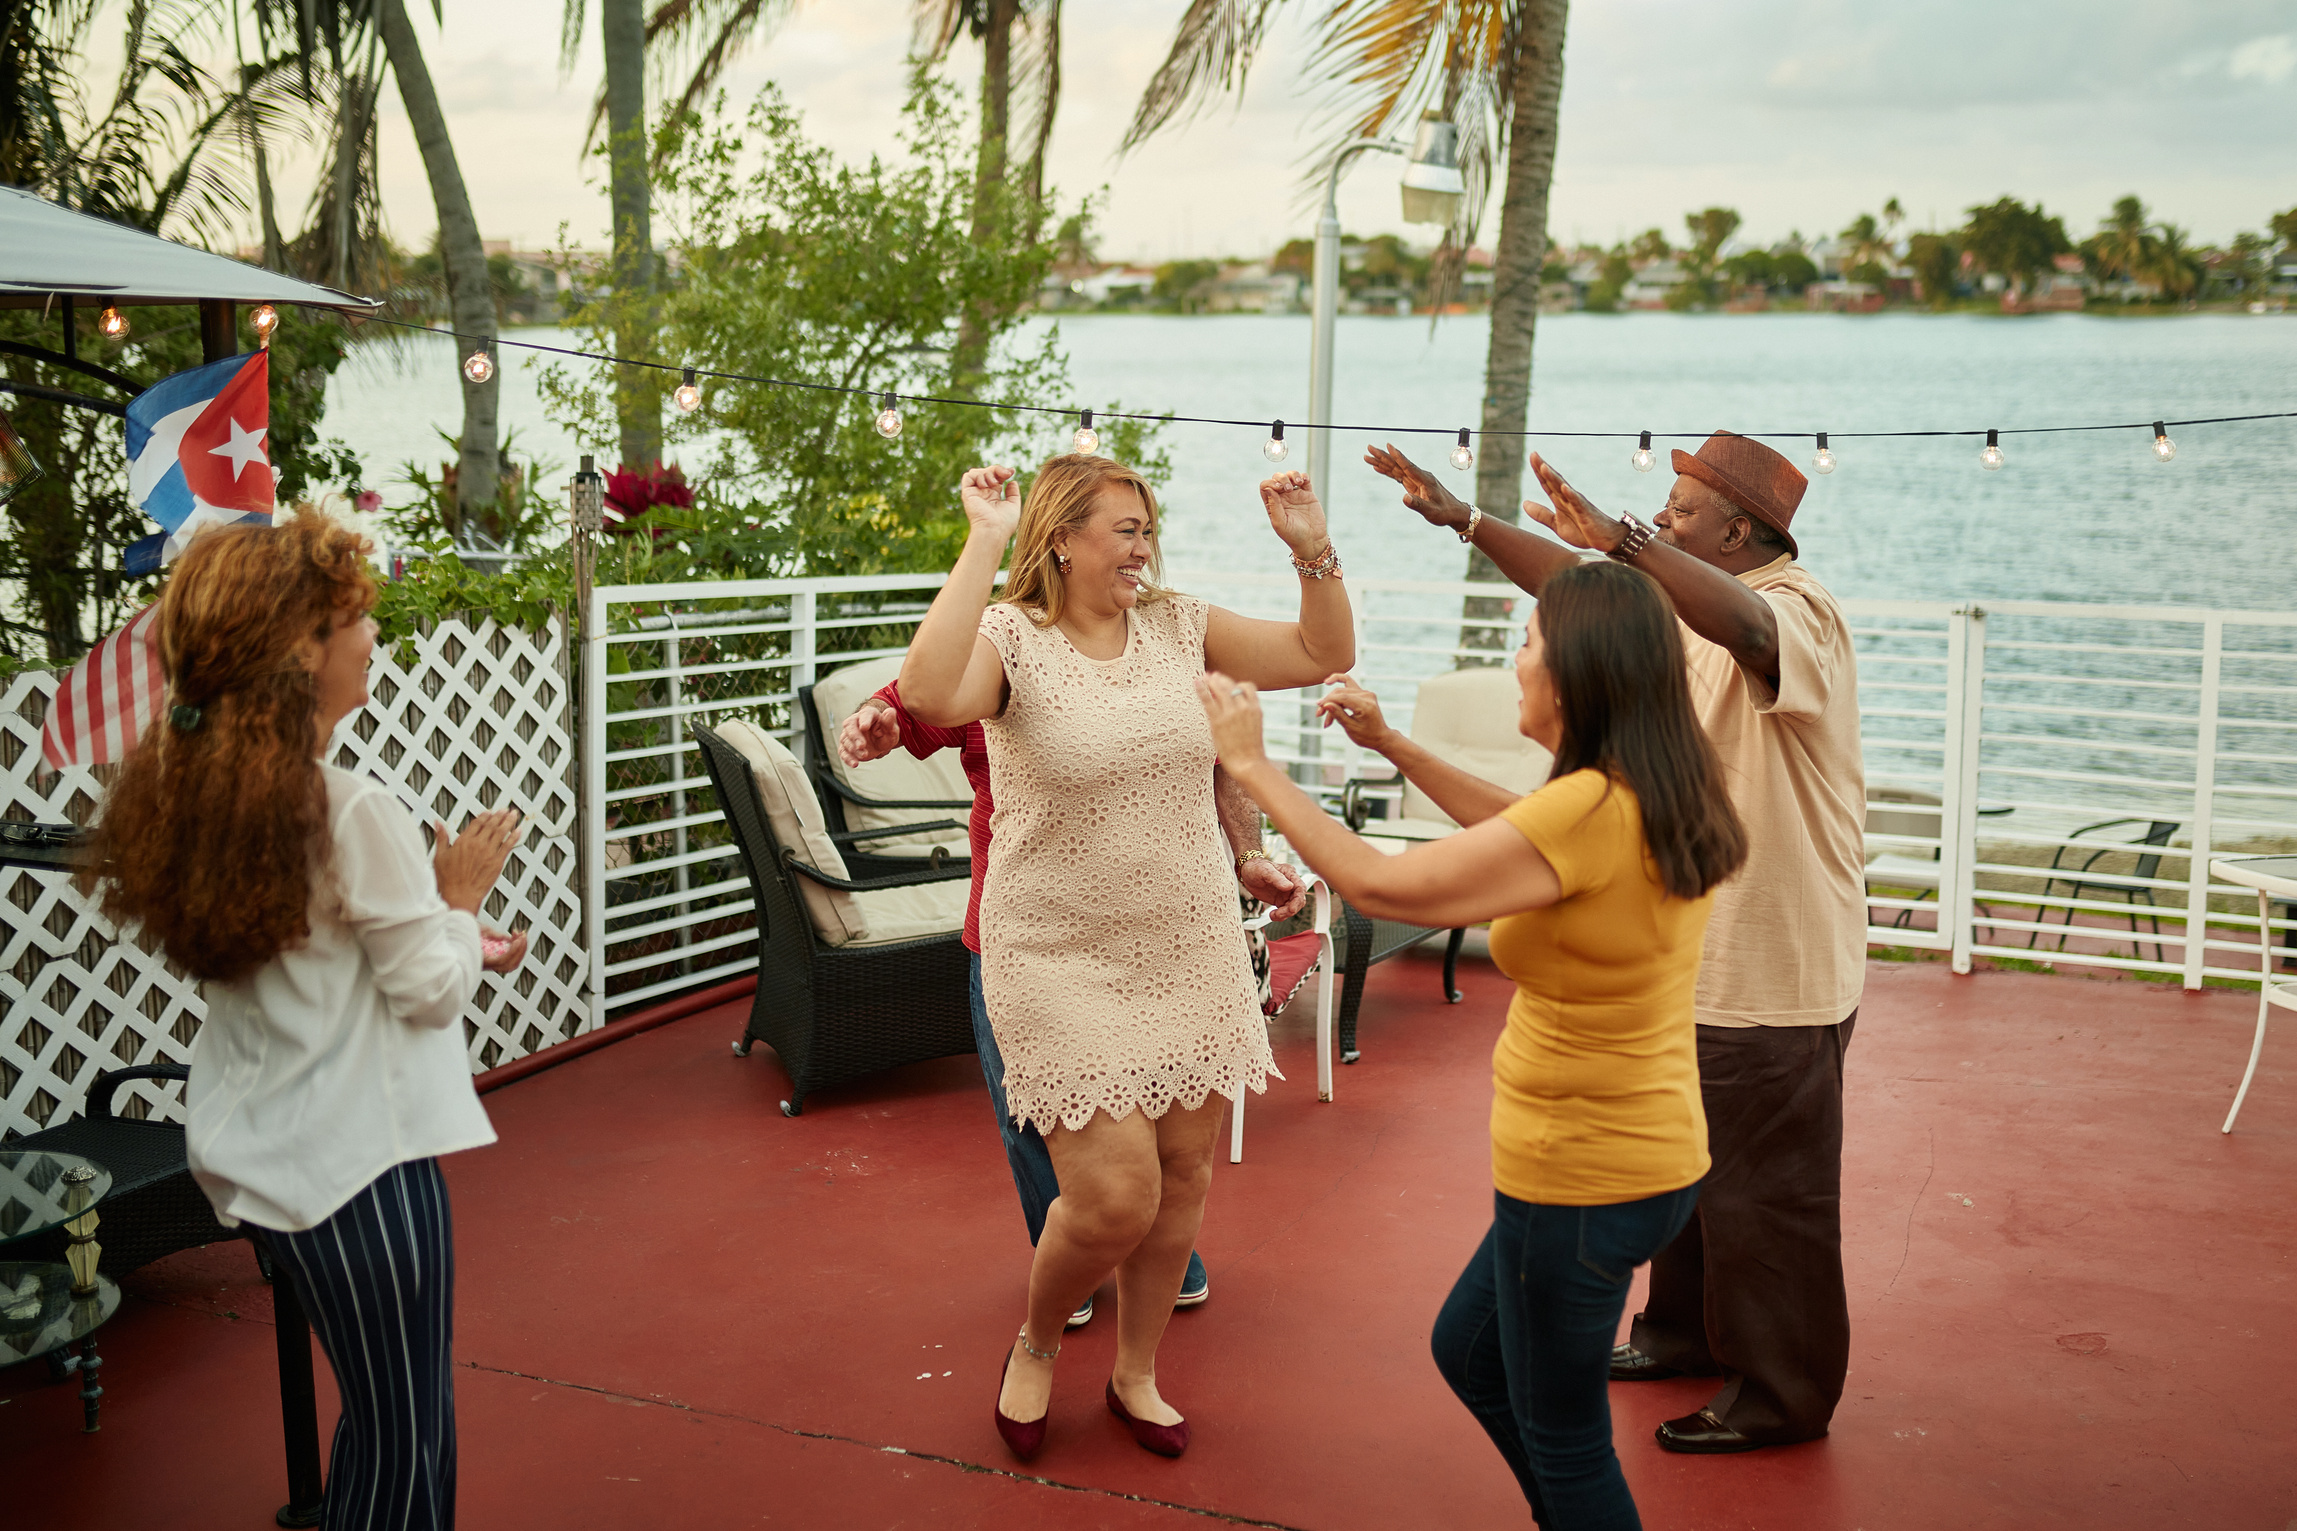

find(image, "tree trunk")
[376,0,499,535]
[601,0,659,470]
[950,0,1015,394]
[1460,0,1568,660]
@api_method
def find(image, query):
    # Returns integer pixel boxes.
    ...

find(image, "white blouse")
[186,764,496,1232]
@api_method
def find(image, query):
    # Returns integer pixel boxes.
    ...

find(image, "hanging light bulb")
[1631,430,1656,472]
[249,304,280,346]
[1810,431,1837,476]
[461,346,494,384]
[1072,408,1099,454]
[1262,420,1288,463]
[97,305,129,342]
[1979,428,2005,471]
[2151,420,2176,461]
[674,367,701,413]
[875,392,903,439]
[1449,428,1475,471]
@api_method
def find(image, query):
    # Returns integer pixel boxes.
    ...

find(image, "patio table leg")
[267,1245,326,1528]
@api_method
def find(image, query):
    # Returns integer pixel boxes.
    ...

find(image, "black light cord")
[366,314,2297,444]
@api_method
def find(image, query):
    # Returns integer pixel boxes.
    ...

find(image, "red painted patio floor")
[5,952,2293,1530]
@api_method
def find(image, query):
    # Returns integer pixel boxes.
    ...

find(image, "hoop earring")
[1054,551,1072,574]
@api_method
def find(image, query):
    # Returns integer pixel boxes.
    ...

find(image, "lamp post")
[1305,111,1466,494]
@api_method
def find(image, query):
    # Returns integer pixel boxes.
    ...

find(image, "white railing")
[0,617,586,1141]
[583,573,2297,1028]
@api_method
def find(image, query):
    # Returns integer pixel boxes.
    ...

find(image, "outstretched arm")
[1316,675,1519,828]
[1199,675,1561,929]
[899,467,1020,727]
[1365,443,1578,598]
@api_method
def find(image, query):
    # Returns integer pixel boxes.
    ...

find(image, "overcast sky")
[240,0,2295,260]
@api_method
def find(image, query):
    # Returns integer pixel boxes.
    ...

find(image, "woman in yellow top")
[1197,559,1747,1530]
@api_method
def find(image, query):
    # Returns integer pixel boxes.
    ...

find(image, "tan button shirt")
[1682,555,1866,1028]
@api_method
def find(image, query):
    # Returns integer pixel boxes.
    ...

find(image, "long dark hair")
[1538,560,1747,900]
[80,512,377,982]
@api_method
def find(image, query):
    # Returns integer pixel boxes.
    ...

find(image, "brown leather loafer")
[1655,1408,1765,1454]
[1608,1344,1682,1381]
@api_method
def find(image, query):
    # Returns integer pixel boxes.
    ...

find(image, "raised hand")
[1257,471,1330,557]
[959,465,1022,543]
[838,702,902,769]
[434,808,523,916]
[1364,443,1473,533]
[1194,672,1270,774]
[1314,673,1399,752]
[1524,452,1628,553]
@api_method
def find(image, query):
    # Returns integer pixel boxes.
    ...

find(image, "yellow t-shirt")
[1485,769,1714,1206]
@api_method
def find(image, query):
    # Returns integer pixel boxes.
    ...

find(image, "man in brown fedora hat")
[1365,432,1865,1455]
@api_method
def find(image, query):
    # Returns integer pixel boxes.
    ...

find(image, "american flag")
[41,605,166,773]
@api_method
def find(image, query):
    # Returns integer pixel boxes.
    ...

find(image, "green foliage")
[0,303,358,661]
[385,426,566,552]
[1960,197,2071,293]
[370,545,572,649]
[1152,259,1222,311]
[538,74,1169,583]
[1905,233,1961,308]
[1583,247,1633,313]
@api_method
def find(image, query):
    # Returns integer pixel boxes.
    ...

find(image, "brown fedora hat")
[1669,432,1806,559]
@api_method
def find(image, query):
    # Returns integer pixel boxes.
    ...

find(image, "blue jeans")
[968,950,1061,1244]
[1432,1185,1701,1530]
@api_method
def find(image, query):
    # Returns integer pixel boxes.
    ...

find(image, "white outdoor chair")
[1229,876,1337,1164]
[2210,855,2297,1134]
[1865,788,1944,927]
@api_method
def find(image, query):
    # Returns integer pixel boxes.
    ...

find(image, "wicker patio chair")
[1327,666,1552,1058]
[694,720,976,1117]
[796,656,973,878]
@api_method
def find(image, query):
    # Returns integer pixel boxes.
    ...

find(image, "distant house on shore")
[1806,279,1884,314]
[2002,253,2087,313]
[1206,263,1302,314]
[1621,259,1686,309]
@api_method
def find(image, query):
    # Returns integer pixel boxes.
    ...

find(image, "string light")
[1811,431,1836,475]
[875,393,903,439]
[461,346,494,384]
[2151,421,2176,462]
[1631,431,1655,472]
[249,304,280,346]
[1262,420,1288,463]
[97,306,128,341]
[1980,428,2004,471]
[1072,408,1099,454]
[674,368,701,413]
[1450,428,1475,471]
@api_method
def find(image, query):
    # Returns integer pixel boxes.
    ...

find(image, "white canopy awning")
[0,187,380,312]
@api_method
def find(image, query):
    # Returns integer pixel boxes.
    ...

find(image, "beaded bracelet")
[1291,541,1343,580]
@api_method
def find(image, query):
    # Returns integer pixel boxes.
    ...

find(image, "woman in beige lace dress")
[901,453,1354,1460]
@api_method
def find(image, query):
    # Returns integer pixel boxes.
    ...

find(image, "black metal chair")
[795,670,972,880]
[694,722,977,1116]
[2029,818,2180,963]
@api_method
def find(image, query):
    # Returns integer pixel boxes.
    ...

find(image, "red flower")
[602,461,696,537]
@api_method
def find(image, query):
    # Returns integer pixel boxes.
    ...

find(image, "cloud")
[2229,33,2297,84]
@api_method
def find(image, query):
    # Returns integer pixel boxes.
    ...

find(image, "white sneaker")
[1065,1295,1094,1328]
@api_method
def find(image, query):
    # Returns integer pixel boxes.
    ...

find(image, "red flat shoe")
[1106,1379,1190,1458]
[994,1342,1048,1461]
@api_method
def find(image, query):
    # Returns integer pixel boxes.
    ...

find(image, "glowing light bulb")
[875,393,903,439]
[97,306,129,341]
[1072,408,1099,454]
[674,367,701,413]
[1810,431,1836,476]
[1631,430,1655,472]
[1262,420,1288,463]
[1979,428,2004,471]
[1449,428,1475,471]
[462,347,494,384]
[2151,421,2176,461]
[249,304,279,346]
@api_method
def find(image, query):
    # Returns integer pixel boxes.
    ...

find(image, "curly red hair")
[81,511,378,982]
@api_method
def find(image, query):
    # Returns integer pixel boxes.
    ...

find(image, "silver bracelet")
[1457,508,1483,544]
[1608,514,1657,564]
[1291,541,1342,579]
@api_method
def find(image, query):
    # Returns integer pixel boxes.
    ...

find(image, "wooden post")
[197,299,237,363]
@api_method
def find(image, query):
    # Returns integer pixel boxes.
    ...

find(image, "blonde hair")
[1000,454,1168,627]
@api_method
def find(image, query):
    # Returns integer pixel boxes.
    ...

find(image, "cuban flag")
[40,605,165,773]
[123,351,275,574]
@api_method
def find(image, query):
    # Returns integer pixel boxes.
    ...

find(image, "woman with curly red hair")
[83,509,525,1531]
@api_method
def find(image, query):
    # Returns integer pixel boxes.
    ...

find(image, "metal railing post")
[665,610,692,973]
[2182,618,2223,989]
[582,582,609,1034]
[1947,607,1987,973]
[789,590,818,757]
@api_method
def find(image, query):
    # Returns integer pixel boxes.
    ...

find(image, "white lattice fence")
[0,615,587,1142]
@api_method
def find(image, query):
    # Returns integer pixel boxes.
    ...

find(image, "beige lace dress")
[977,594,1277,1134]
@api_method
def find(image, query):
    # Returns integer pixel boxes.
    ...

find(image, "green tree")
[1770,246,1819,293]
[2272,207,2297,252]
[1152,259,1221,312]
[1960,197,2069,297]
[1628,226,1671,264]
[1904,232,1960,309]
[1582,244,1631,312]
[2084,194,2155,287]
[537,79,1165,581]
[2148,223,2201,303]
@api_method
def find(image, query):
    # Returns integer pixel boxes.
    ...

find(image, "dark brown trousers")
[1628,1012,1855,1444]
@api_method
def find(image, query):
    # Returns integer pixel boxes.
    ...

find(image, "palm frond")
[1119,0,1284,153]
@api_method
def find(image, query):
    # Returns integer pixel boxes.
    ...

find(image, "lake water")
[327,311,2296,611]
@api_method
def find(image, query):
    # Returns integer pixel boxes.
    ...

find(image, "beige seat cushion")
[809,656,974,859]
[715,719,964,948]
[1393,666,1554,833]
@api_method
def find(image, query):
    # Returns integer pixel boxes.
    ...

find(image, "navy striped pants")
[266,1158,458,1531]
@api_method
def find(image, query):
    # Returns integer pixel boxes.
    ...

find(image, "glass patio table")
[0,1148,117,1430]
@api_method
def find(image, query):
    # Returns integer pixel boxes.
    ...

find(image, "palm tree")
[560,0,661,467]
[2148,223,2201,304]
[2089,194,2154,288]
[1123,0,1573,615]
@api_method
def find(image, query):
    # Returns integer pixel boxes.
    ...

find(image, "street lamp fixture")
[1305,112,1469,494]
